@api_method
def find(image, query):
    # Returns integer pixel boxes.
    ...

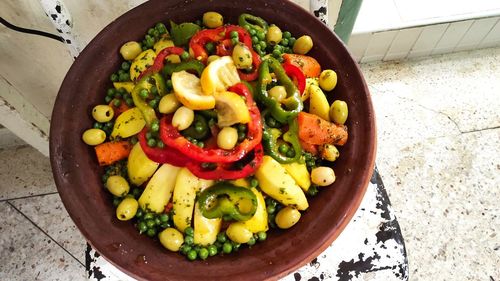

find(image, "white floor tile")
[9,193,87,264]
[0,146,56,200]
[0,202,86,281]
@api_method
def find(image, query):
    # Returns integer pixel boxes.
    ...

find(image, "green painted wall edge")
[334,0,363,43]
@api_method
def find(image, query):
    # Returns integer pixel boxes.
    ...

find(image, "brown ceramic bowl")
[50,0,376,280]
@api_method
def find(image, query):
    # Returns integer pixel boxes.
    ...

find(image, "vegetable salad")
[82,12,349,261]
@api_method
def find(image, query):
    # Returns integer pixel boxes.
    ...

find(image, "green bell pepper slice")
[131,73,165,127]
[197,182,258,221]
[162,60,205,77]
[257,58,303,123]
[170,21,201,46]
[262,115,302,164]
[238,13,268,33]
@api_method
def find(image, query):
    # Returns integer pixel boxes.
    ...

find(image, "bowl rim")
[50,0,376,280]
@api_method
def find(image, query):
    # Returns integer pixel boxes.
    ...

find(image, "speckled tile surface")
[9,194,87,264]
[362,47,500,280]
[0,145,56,200]
[0,202,85,281]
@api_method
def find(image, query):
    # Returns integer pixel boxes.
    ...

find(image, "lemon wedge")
[214,91,251,127]
[201,56,241,95]
[172,70,215,110]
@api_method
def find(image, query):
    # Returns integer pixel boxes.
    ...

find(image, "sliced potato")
[255,156,309,210]
[127,143,159,186]
[138,164,180,213]
[110,107,146,139]
[242,187,268,233]
[308,84,330,121]
[130,49,156,81]
[172,168,200,232]
[282,162,311,191]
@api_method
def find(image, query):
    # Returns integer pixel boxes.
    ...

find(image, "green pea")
[146,219,156,228]
[166,80,173,90]
[139,89,149,99]
[256,30,265,41]
[184,235,194,245]
[181,245,191,255]
[250,178,258,188]
[247,236,256,246]
[257,231,267,241]
[198,248,209,260]
[159,214,169,222]
[121,61,130,70]
[272,49,281,58]
[137,221,148,233]
[281,38,289,46]
[222,242,232,254]
[181,51,190,60]
[251,36,259,44]
[147,138,157,147]
[110,73,118,82]
[278,144,289,154]
[112,197,121,207]
[113,99,121,107]
[154,217,162,226]
[329,100,348,125]
[156,141,165,149]
[135,208,144,218]
[125,98,134,106]
[208,245,217,256]
[266,205,276,214]
[217,232,227,243]
[107,88,116,97]
[249,28,256,36]
[283,31,291,39]
[285,149,295,158]
[230,31,239,39]
[231,37,239,45]
[185,226,194,236]
[205,42,215,53]
[187,249,197,260]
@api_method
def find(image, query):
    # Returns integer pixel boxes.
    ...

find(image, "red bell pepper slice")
[138,46,185,79]
[159,83,262,163]
[186,143,264,180]
[189,25,261,81]
[282,62,306,95]
[138,128,191,167]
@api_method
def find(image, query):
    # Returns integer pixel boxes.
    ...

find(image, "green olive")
[82,128,106,146]
[320,144,339,162]
[120,41,142,61]
[268,85,287,102]
[159,228,184,252]
[275,207,301,229]
[92,105,114,123]
[319,69,338,91]
[203,12,223,28]
[226,222,253,244]
[329,100,348,125]
[116,197,138,221]
[106,175,130,197]
[266,25,283,45]
[158,93,181,114]
[232,44,253,69]
[217,127,238,150]
[172,106,194,130]
[311,166,336,186]
[293,35,313,55]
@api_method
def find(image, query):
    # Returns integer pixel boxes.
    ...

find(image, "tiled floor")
[1,47,499,280]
